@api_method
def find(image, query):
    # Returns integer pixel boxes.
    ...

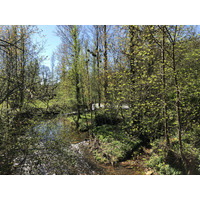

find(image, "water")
[11,116,145,175]
[13,117,104,175]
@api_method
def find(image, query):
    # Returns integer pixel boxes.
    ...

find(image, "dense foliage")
[1,25,200,174]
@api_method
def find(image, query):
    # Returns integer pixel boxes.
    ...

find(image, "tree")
[103,25,108,105]
[0,25,41,110]
[93,25,102,107]
[57,25,82,128]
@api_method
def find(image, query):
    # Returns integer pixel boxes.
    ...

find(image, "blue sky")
[36,25,61,67]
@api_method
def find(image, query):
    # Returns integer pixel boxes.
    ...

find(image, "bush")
[78,123,88,132]
[147,138,186,175]
[91,124,141,165]
[93,137,137,165]
[94,110,121,126]
[183,127,200,148]
[147,153,182,175]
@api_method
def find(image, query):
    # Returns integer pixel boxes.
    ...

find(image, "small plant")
[147,153,182,175]
[93,138,129,164]
[91,123,142,165]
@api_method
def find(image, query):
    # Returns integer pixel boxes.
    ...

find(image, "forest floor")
[16,106,156,175]
[99,149,153,175]
[89,146,154,175]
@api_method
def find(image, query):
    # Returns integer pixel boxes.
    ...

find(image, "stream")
[12,115,145,175]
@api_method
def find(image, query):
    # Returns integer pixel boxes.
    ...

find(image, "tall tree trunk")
[162,26,170,146]
[171,26,188,173]
[129,25,135,130]
[173,43,182,153]
[129,25,135,85]
[19,27,25,112]
[85,41,91,111]
[104,25,108,105]
[95,26,101,108]
[73,27,81,128]
[75,62,81,128]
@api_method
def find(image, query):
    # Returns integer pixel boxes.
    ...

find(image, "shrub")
[93,137,135,165]
[78,123,88,132]
[147,153,182,175]
[91,124,141,165]
[147,138,185,174]
[94,110,121,126]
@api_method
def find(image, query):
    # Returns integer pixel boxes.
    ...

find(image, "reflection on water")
[13,117,103,175]
[11,116,144,175]
[35,118,88,144]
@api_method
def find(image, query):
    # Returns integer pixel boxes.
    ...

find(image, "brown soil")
[95,148,153,175]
